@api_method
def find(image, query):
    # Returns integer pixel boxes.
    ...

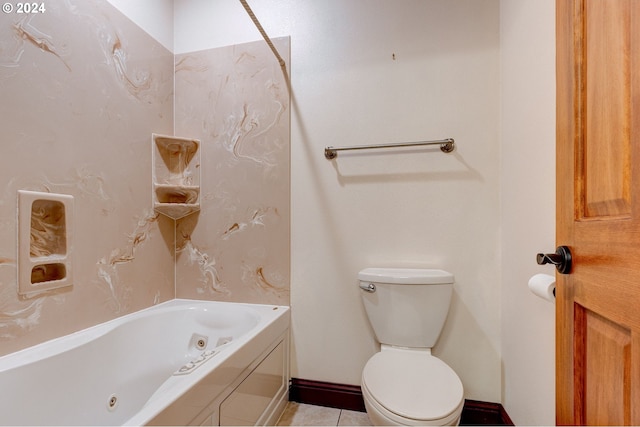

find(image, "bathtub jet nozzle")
[190,333,209,351]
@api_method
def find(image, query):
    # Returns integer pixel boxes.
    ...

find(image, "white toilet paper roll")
[528,273,556,303]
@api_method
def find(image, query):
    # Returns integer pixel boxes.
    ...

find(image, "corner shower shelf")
[152,134,201,220]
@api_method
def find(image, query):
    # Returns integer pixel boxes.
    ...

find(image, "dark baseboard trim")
[289,378,514,426]
[289,378,366,412]
[460,399,514,426]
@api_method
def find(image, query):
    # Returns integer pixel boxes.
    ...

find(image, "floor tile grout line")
[276,402,372,426]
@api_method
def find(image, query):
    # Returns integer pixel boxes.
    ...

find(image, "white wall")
[500,0,556,424]
[107,0,174,51]
[174,0,502,403]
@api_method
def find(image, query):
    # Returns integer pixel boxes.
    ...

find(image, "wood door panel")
[582,0,631,219]
[574,305,631,425]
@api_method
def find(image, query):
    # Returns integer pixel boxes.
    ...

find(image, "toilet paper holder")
[528,273,556,302]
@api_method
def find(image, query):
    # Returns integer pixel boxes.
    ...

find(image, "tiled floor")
[276,402,372,426]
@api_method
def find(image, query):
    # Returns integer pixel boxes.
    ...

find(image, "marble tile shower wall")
[174,38,290,306]
[0,1,290,357]
[0,0,174,356]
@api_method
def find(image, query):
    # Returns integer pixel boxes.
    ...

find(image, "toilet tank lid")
[358,268,454,284]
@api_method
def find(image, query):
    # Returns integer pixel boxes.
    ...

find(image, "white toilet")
[359,268,464,426]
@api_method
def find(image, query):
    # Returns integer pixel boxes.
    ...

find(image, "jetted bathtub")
[0,299,290,426]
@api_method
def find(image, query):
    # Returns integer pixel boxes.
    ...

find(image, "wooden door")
[556,0,640,424]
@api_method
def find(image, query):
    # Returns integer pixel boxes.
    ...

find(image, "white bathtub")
[0,299,290,426]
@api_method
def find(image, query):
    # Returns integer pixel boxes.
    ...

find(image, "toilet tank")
[358,268,454,349]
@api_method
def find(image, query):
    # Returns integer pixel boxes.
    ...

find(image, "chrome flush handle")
[359,283,376,293]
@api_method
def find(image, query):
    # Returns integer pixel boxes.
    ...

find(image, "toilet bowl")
[358,268,464,426]
[361,347,464,426]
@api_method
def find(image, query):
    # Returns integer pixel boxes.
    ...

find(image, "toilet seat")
[362,349,464,425]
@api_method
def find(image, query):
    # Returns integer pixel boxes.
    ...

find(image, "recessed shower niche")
[152,133,201,220]
[17,190,74,296]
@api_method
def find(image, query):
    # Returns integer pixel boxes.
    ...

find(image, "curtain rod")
[238,0,287,69]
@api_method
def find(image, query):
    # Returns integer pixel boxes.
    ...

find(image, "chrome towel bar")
[324,138,455,160]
